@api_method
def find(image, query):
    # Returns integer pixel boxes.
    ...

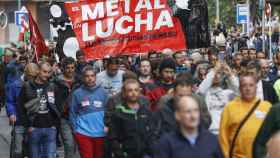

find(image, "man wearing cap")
[145,58,176,111]
[155,72,211,139]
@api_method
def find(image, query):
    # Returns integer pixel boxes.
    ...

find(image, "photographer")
[197,62,239,134]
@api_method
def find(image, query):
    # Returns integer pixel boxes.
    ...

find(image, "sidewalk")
[0,108,11,157]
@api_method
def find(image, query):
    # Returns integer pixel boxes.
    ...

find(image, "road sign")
[237,4,249,24]
[14,6,28,26]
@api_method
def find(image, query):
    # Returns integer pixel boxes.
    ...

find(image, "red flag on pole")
[28,8,48,62]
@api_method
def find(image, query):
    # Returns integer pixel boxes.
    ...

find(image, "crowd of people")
[1,24,280,158]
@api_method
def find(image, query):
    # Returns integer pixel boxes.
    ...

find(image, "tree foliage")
[207,0,280,27]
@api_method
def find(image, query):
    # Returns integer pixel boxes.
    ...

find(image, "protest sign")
[65,0,186,59]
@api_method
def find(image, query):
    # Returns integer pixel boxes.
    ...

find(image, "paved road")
[0,108,11,157]
[0,109,64,158]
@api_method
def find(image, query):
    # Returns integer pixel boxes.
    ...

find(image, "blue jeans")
[29,127,57,158]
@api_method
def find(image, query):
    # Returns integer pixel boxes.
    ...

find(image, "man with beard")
[108,79,156,158]
[96,57,125,97]
[145,58,176,111]
[138,59,154,85]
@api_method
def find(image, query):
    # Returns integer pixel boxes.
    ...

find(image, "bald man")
[18,62,60,158]
[154,96,222,158]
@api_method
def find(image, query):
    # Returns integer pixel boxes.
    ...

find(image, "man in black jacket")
[108,79,156,158]
[154,96,222,158]
[18,62,60,158]
[247,60,278,104]
[155,73,211,139]
[53,57,80,158]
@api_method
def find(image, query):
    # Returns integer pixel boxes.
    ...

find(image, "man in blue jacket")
[69,65,108,158]
[154,95,223,158]
[6,63,39,158]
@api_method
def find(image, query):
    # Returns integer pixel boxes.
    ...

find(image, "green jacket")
[253,104,280,158]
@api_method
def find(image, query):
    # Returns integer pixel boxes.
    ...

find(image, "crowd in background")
[0,23,280,158]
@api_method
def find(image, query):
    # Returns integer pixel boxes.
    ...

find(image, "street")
[0,108,11,157]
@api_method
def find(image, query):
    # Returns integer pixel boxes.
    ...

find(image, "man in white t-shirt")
[96,58,124,96]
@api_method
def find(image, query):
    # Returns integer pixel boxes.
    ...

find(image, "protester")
[104,71,150,129]
[155,73,211,138]
[69,65,108,158]
[197,62,238,134]
[219,73,272,158]
[240,47,249,60]
[249,48,257,60]
[138,59,154,85]
[246,60,279,104]
[154,96,223,158]
[108,79,155,158]
[75,50,88,83]
[18,62,60,158]
[232,53,243,75]
[173,51,189,74]
[145,58,176,111]
[256,52,266,60]
[96,57,125,96]
[2,4,280,158]
[6,63,39,158]
[5,55,28,87]
[194,63,209,85]
[53,57,80,158]
[259,59,276,82]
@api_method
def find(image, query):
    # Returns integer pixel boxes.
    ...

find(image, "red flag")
[28,9,48,61]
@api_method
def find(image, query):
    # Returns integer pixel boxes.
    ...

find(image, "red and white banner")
[65,0,186,60]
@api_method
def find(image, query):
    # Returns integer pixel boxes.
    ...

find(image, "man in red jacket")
[145,58,176,111]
